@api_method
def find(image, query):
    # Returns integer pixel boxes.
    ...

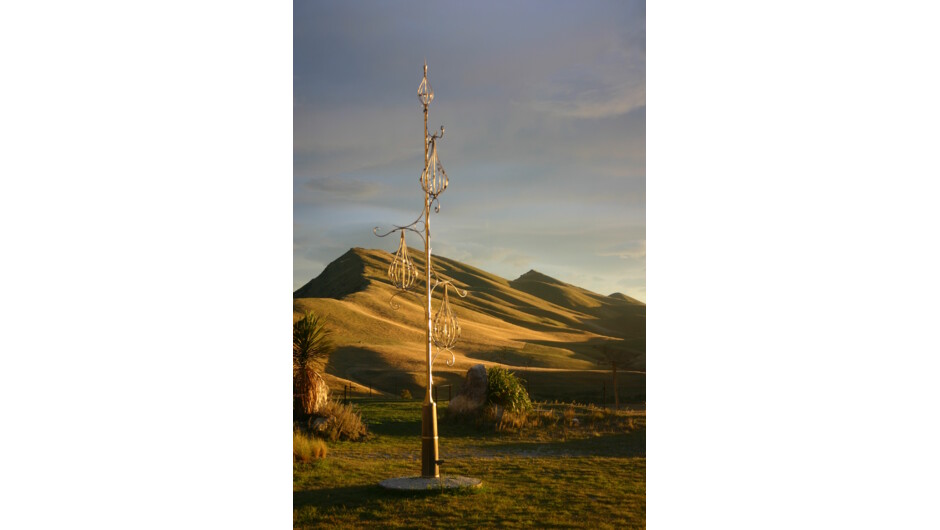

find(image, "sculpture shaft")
[421,98,440,478]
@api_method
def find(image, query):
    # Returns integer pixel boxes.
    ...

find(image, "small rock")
[311,416,329,432]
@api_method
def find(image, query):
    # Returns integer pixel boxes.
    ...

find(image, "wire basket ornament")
[432,285,461,350]
[421,137,448,198]
[388,230,418,291]
[417,62,434,107]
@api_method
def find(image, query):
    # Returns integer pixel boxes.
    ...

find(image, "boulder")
[449,364,488,414]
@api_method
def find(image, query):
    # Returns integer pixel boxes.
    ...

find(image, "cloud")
[295,176,391,205]
[598,240,646,261]
[533,82,645,119]
[500,252,533,268]
[293,2,646,301]
[529,42,645,119]
[434,240,534,271]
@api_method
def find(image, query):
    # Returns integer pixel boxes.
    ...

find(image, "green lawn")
[294,399,645,529]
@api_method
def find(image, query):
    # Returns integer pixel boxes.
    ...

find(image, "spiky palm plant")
[293,312,334,417]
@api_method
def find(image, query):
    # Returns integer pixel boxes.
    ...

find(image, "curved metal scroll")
[432,347,456,369]
[373,209,427,244]
[387,288,415,310]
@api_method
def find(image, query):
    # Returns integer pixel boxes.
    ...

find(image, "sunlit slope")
[294,248,645,399]
[509,270,646,352]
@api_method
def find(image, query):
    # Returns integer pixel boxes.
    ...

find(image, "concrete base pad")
[379,475,482,491]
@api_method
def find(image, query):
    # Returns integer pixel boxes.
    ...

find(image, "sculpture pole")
[421,66,439,476]
[375,62,466,479]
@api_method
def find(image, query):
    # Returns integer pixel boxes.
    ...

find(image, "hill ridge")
[515,269,564,285]
[293,247,645,400]
[293,248,369,299]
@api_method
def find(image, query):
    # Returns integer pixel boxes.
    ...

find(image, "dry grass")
[538,407,558,426]
[462,401,644,440]
[496,409,529,431]
[563,405,577,425]
[293,431,327,462]
[313,400,368,442]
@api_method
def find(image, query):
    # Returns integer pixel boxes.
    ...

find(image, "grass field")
[293,399,646,529]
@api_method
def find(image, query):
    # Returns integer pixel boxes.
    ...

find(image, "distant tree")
[293,312,334,417]
[596,345,637,410]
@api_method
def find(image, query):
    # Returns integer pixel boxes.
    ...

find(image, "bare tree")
[596,345,637,410]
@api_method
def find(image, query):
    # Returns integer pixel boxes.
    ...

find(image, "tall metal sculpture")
[374,62,467,478]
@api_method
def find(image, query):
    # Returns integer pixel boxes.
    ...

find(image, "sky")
[294,0,645,301]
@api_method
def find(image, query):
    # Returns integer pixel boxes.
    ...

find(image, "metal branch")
[428,271,468,298]
[373,209,427,239]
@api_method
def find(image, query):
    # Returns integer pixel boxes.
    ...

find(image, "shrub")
[486,366,532,413]
[293,430,327,462]
[400,389,412,400]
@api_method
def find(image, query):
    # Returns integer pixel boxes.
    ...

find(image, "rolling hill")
[293,247,645,403]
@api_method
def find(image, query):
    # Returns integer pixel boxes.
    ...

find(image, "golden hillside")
[294,248,645,402]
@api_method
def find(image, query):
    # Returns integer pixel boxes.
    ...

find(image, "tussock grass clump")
[315,400,368,442]
[496,409,530,432]
[563,405,577,425]
[538,408,557,426]
[293,430,327,462]
[399,389,412,400]
[588,405,607,423]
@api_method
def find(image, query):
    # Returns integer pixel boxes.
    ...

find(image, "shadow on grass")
[522,367,646,404]
[523,337,645,369]
[325,350,468,400]
[350,399,423,437]
[368,417,422,437]
[294,481,480,512]
[493,430,647,458]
